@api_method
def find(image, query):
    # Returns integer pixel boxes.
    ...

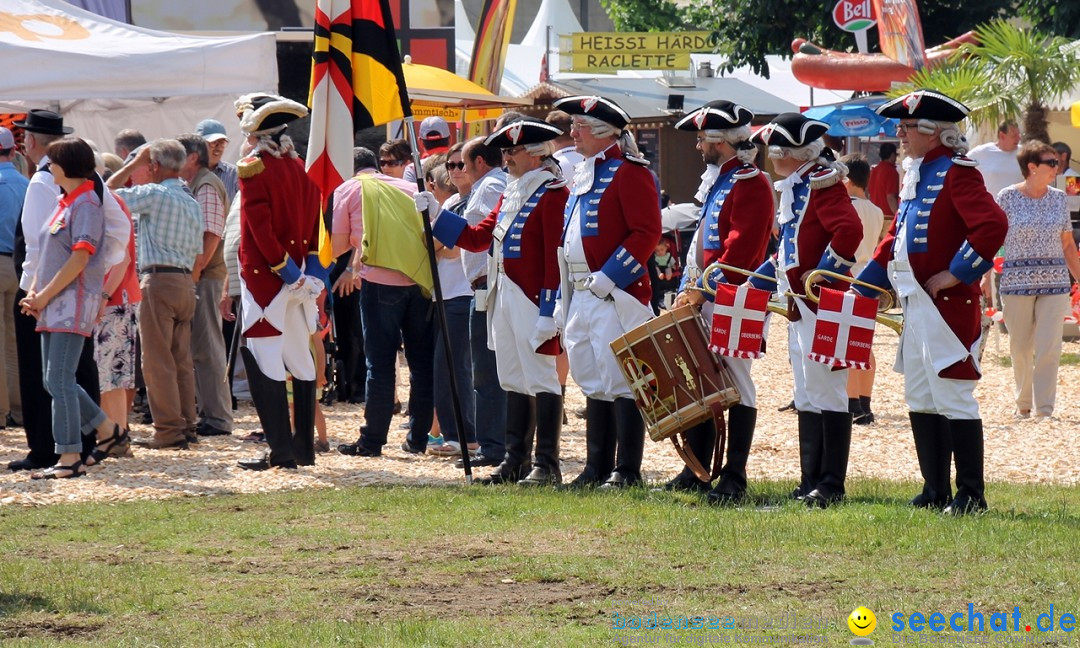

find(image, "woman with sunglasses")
[997,141,1080,420]
[378,139,412,180]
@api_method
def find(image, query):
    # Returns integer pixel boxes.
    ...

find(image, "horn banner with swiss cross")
[709,283,770,359]
[809,287,878,369]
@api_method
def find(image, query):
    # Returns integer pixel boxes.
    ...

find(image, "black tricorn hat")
[552,95,630,130]
[485,119,563,148]
[674,100,754,131]
[235,93,308,134]
[876,89,969,123]
[752,112,828,148]
[13,109,73,135]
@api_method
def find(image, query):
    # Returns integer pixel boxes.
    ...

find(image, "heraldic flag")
[809,287,878,369]
[307,0,411,265]
[710,282,771,359]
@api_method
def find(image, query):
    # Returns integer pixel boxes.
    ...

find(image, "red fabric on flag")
[809,287,878,369]
[709,283,770,359]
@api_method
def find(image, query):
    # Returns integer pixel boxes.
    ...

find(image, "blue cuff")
[949,241,994,285]
[817,244,855,273]
[304,253,330,287]
[431,209,468,248]
[539,288,557,317]
[697,267,729,303]
[278,257,301,284]
[747,260,776,291]
[853,260,889,297]
[600,245,646,289]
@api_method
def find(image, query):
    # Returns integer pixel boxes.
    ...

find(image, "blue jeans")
[359,282,434,449]
[41,332,106,454]
[470,288,506,458]
[433,296,475,444]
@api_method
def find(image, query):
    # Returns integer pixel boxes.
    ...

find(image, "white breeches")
[491,276,560,395]
[564,288,653,401]
[788,303,847,413]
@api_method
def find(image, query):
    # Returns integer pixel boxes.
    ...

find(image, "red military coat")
[702,157,774,284]
[565,145,662,306]
[869,145,1007,378]
[777,165,863,292]
[449,177,569,356]
[238,153,322,337]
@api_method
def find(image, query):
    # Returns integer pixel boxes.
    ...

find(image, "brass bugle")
[692,262,794,321]
[803,269,903,335]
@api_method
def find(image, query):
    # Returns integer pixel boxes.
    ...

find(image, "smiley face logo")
[848,606,876,637]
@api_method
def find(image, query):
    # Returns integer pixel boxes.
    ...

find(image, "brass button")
[290,240,295,245]
[943,296,949,301]
[965,299,971,304]
[253,269,259,274]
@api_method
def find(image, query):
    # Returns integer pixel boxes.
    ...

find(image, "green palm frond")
[890,56,1019,131]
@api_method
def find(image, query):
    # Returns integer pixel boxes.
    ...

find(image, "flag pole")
[402,118,474,483]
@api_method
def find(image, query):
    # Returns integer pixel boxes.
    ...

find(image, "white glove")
[585,271,616,300]
[413,191,439,219]
[552,299,566,330]
[529,316,560,351]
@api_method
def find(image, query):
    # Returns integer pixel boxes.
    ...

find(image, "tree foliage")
[1018,1,1080,40]
[893,20,1080,144]
[600,0,1018,77]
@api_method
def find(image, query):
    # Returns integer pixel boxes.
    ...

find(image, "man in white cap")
[551,95,662,489]
[855,89,1008,514]
[195,118,238,202]
[417,118,570,485]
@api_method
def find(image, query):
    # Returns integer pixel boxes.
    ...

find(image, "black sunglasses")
[445,161,465,171]
[1038,158,1060,168]
[379,158,406,167]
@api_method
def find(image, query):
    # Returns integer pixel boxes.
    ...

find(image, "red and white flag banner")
[710,282,770,359]
[809,287,877,369]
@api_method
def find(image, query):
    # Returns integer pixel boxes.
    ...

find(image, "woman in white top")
[424,151,477,457]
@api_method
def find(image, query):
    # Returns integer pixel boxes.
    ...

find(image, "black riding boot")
[708,405,757,505]
[944,418,987,515]
[805,410,852,508]
[478,391,534,485]
[791,410,823,499]
[239,347,296,469]
[519,391,563,486]
[291,379,317,466]
[909,412,952,508]
[567,398,616,487]
[662,420,714,493]
[600,398,645,489]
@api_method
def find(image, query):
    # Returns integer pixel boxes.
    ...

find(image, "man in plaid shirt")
[108,139,203,450]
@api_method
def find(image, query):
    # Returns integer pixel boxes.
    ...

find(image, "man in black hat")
[231,93,325,470]
[668,100,774,503]
[748,112,863,508]
[417,118,570,485]
[550,95,662,489]
[854,89,1007,514]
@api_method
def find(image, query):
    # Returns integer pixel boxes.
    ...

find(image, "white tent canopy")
[521,0,582,49]
[0,0,277,161]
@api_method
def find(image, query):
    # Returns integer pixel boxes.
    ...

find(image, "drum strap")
[670,403,727,483]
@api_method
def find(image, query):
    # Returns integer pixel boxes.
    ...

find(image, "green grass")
[997,352,1080,367]
[1,482,1078,646]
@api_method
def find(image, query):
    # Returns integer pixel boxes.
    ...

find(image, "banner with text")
[559,31,716,72]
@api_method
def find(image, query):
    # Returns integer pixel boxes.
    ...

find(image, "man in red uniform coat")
[551,95,662,489]
[668,100,774,503]
[856,89,1007,514]
[417,119,569,485]
[748,113,863,507]
[233,93,326,471]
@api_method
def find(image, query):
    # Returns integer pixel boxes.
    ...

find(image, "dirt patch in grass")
[0,617,103,641]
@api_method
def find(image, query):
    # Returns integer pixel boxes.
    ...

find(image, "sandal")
[314,439,331,453]
[86,424,130,466]
[31,460,87,480]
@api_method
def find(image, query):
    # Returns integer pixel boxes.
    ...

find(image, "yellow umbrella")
[401,56,531,122]
[1072,100,1080,127]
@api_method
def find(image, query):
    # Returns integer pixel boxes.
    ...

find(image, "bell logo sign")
[832,0,876,32]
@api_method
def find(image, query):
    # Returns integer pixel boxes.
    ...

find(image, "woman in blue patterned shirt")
[997,141,1080,419]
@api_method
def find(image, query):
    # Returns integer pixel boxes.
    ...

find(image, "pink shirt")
[332,169,417,286]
